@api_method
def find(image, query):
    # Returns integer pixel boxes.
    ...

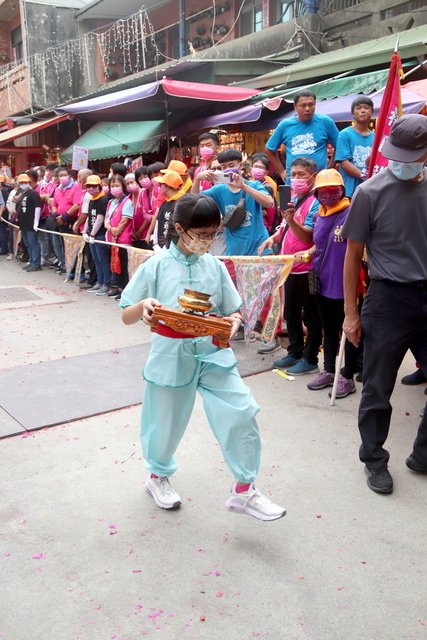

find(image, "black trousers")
[284,272,322,364]
[316,294,359,378]
[359,280,427,469]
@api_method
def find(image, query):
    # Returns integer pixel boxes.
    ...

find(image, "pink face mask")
[139,177,151,189]
[251,167,267,181]
[59,176,70,185]
[291,178,311,195]
[200,147,214,161]
[126,183,139,193]
[102,185,109,195]
[110,186,124,198]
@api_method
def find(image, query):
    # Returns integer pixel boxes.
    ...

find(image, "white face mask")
[20,183,30,191]
[388,160,425,180]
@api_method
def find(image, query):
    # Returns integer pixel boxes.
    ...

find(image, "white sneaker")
[145,476,182,510]
[225,483,286,521]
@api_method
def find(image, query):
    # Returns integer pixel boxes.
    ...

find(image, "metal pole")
[179,0,186,58]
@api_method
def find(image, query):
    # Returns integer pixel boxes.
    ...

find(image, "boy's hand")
[140,298,161,325]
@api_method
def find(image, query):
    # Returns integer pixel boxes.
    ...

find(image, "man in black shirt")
[16,173,42,272]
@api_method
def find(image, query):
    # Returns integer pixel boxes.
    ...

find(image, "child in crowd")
[105,175,133,298]
[120,193,286,522]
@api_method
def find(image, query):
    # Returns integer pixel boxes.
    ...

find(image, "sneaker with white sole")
[95,284,110,296]
[257,339,281,354]
[285,358,319,376]
[145,476,182,510]
[225,483,286,521]
[87,283,101,293]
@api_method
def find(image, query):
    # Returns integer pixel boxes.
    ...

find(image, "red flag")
[368,51,404,177]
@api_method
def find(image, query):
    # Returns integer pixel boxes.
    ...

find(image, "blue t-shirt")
[203,181,270,256]
[335,126,374,197]
[266,114,339,182]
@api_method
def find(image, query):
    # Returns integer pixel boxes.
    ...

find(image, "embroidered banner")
[126,247,153,279]
[63,234,85,277]
[231,255,294,342]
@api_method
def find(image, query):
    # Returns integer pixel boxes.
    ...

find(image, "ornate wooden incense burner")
[151,289,232,348]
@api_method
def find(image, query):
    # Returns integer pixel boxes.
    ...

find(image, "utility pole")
[179,0,186,58]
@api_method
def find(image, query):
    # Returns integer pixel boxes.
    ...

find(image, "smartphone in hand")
[214,171,233,184]
[278,185,292,210]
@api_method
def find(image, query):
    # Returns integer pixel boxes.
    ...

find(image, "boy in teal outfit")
[120,194,286,521]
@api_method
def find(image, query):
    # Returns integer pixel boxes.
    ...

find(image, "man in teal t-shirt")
[191,148,273,256]
[265,90,339,184]
[335,96,374,197]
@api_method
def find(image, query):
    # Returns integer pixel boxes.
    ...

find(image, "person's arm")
[340,160,363,179]
[122,297,160,325]
[90,214,105,237]
[264,148,286,182]
[343,239,365,347]
[33,206,41,231]
[232,174,274,208]
[111,215,130,238]
[257,231,280,256]
[191,170,215,194]
[281,205,313,243]
[327,117,340,168]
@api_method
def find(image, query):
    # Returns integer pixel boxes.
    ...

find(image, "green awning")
[61,120,164,161]
[257,68,390,102]
[235,25,427,89]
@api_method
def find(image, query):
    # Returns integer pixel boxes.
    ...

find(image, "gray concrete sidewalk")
[1,255,427,640]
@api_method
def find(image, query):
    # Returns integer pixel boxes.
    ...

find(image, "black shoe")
[365,466,393,494]
[401,370,426,385]
[107,288,120,297]
[406,455,427,474]
[25,265,42,272]
[355,370,363,383]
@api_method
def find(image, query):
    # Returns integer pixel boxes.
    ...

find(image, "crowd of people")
[1,91,426,503]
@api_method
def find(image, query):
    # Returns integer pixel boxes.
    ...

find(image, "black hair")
[135,165,148,181]
[291,156,318,172]
[217,148,242,164]
[165,194,221,247]
[110,162,127,178]
[147,162,166,178]
[26,169,38,182]
[58,166,72,175]
[199,131,220,145]
[109,174,128,195]
[46,162,58,171]
[293,90,316,105]
[351,96,374,113]
[252,152,270,169]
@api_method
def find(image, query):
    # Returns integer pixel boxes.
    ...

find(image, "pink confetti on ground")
[147,609,163,620]
[197,548,206,553]
[215,591,224,598]
[4,553,11,557]
[132,569,142,573]
[337,586,345,591]
[200,615,206,622]
[31,554,45,560]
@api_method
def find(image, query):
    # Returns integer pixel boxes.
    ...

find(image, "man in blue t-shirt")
[191,148,273,256]
[265,90,339,184]
[335,96,374,197]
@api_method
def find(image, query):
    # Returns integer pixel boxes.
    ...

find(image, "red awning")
[0,114,68,145]
[160,78,260,101]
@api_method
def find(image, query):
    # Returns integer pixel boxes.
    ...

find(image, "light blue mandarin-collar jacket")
[120,241,243,387]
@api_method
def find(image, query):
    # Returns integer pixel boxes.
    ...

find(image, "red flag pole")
[368,44,403,177]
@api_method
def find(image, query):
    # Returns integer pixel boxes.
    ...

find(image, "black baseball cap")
[381,114,427,162]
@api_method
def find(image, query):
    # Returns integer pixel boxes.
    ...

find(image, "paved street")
[0,258,426,640]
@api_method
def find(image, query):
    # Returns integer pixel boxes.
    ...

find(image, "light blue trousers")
[141,362,261,483]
